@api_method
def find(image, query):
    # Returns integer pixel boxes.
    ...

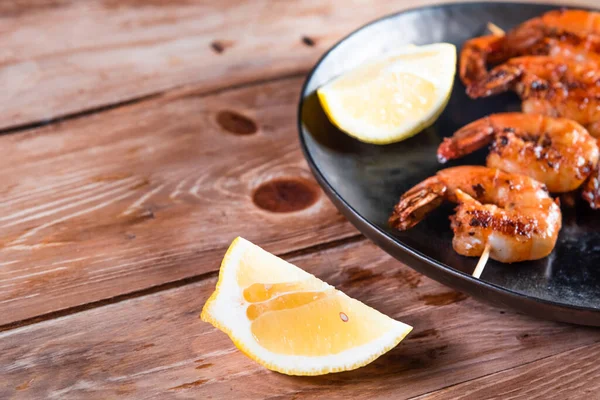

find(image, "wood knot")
[210,40,233,54]
[216,110,257,135]
[301,36,316,46]
[253,178,320,213]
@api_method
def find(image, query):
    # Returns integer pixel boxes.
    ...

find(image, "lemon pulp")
[317,43,456,144]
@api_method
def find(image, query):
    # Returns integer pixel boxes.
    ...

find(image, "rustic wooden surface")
[2,0,599,399]
[0,77,359,326]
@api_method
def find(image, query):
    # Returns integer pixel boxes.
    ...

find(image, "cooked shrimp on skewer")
[465,56,600,136]
[438,113,599,193]
[461,36,600,87]
[525,8,600,35]
[467,56,600,98]
[389,166,562,263]
[520,95,600,138]
[526,37,600,64]
[460,9,600,87]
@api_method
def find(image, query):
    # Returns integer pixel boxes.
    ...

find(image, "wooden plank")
[0,0,408,129]
[418,342,600,400]
[0,77,357,326]
[2,240,598,399]
[0,0,590,129]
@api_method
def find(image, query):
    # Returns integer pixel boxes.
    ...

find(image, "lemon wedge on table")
[317,43,456,144]
[201,237,412,376]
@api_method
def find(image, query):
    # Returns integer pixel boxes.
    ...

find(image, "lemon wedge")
[317,43,456,144]
[201,237,413,376]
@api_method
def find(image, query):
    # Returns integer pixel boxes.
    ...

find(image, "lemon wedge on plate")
[201,237,412,376]
[317,43,456,144]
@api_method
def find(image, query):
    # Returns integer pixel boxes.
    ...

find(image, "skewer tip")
[487,22,505,36]
[472,243,491,279]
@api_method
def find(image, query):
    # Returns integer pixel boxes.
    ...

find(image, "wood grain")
[2,240,598,399]
[0,77,358,326]
[418,342,600,400]
[1,0,592,130]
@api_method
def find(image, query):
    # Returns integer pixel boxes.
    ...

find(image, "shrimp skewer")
[462,35,600,87]
[389,166,562,263]
[465,56,600,136]
[472,243,491,278]
[437,113,599,193]
[461,55,600,208]
[467,55,600,98]
[460,9,600,87]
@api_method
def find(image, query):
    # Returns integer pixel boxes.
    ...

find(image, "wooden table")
[2,1,600,398]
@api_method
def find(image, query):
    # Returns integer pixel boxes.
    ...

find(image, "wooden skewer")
[472,243,491,279]
[487,22,505,36]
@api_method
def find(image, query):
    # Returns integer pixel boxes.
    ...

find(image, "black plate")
[299,2,600,326]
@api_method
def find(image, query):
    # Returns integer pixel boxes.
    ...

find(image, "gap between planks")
[0,233,364,333]
[0,69,309,137]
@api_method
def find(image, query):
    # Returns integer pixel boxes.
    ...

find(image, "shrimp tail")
[438,117,496,163]
[466,63,524,98]
[389,177,447,230]
[460,35,505,87]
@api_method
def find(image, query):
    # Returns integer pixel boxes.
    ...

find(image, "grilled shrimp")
[466,56,600,136]
[461,34,505,88]
[389,166,562,263]
[461,36,600,87]
[507,9,600,49]
[460,9,600,87]
[437,113,599,193]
